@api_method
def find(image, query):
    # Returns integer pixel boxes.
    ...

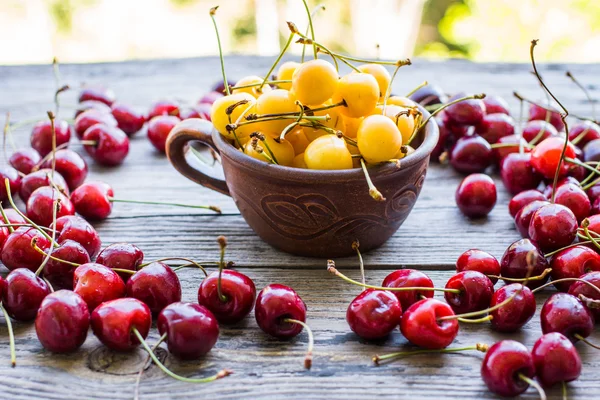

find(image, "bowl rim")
[211,106,439,183]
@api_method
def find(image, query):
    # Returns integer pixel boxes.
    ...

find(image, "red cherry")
[2,268,50,321]
[514,199,549,238]
[400,298,458,349]
[450,135,492,173]
[147,115,181,153]
[381,269,434,310]
[126,262,181,314]
[1,227,51,272]
[74,109,117,139]
[408,84,448,106]
[475,113,515,144]
[198,91,224,105]
[157,302,219,359]
[540,293,594,341]
[528,102,564,131]
[592,197,600,215]
[211,80,236,95]
[75,100,112,117]
[111,103,146,136]
[52,215,102,258]
[585,214,600,235]
[91,298,151,351]
[550,245,600,291]
[542,176,581,199]
[255,284,306,339]
[431,117,452,162]
[147,100,180,120]
[444,271,494,314]
[346,289,402,339]
[521,120,558,143]
[532,332,582,388]
[500,152,542,195]
[500,238,549,289]
[569,121,600,147]
[181,103,211,121]
[456,249,500,284]
[490,283,535,332]
[19,168,69,202]
[198,270,256,324]
[78,86,116,106]
[445,94,486,125]
[2,208,28,225]
[455,173,497,218]
[40,149,88,190]
[529,203,577,252]
[73,263,126,312]
[553,183,591,223]
[530,137,576,179]
[82,124,129,166]
[509,190,546,218]
[583,138,600,163]
[481,340,535,397]
[96,242,144,281]
[70,181,114,220]
[9,148,41,175]
[43,239,91,290]
[492,134,530,162]
[482,95,510,115]
[0,167,22,202]
[568,271,600,320]
[26,186,75,226]
[30,119,72,157]
[35,290,90,353]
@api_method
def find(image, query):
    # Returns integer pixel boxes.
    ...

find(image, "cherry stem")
[545,241,593,257]
[30,239,80,270]
[405,81,429,98]
[4,179,55,244]
[139,258,211,277]
[352,241,365,289]
[0,204,15,234]
[0,303,16,367]
[132,328,231,383]
[486,268,551,283]
[562,381,568,400]
[111,268,137,275]
[518,373,547,400]
[284,318,313,369]
[457,315,493,324]
[260,32,295,91]
[300,0,318,59]
[517,98,525,153]
[209,7,230,96]
[416,93,486,136]
[566,71,596,120]
[134,333,167,400]
[360,159,385,202]
[373,343,488,365]
[582,176,600,191]
[232,80,291,91]
[573,333,600,350]
[489,142,533,149]
[565,157,600,177]
[513,91,596,124]
[571,125,592,146]
[216,236,228,303]
[581,220,600,253]
[301,4,326,63]
[382,64,402,114]
[326,260,460,294]
[108,198,221,213]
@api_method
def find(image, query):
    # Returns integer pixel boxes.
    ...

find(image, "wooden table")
[0,56,599,399]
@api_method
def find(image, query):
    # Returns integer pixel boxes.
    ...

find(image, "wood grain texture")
[0,57,599,399]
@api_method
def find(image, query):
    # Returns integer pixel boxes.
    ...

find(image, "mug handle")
[166,118,231,197]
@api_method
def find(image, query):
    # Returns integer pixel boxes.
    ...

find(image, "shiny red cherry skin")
[445,94,486,125]
[529,203,578,252]
[530,137,576,179]
[2,268,50,321]
[490,283,536,332]
[475,113,515,144]
[550,245,600,292]
[0,208,23,225]
[455,173,497,218]
[78,86,116,106]
[19,168,69,202]
[514,199,549,238]
[255,284,306,339]
[35,290,90,353]
[509,190,546,218]
[346,289,402,340]
[91,298,151,351]
[52,215,101,258]
[74,109,118,139]
[500,238,549,289]
[541,293,594,341]
[111,103,146,136]
[521,120,558,143]
[591,197,600,215]
[400,298,458,349]
[568,271,600,320]
[554,183,591,223]
[0,227,8,248]
[408,84,448,106]
[482,95,510,115]
[26,186,75,226]
[542,176,581,199]
[500,152,542,195]
[70,181,114,220]
[96,242,144,282]
[382,269,434,310]
[158,302,219,359]
[9,148,41,175]
[431,117,452,162]
[43,239,91,290]
[181,104,211,121]
[585,214,600,235]
[583,139,600,163]
[532,332,581,387]
[481,340,535,397]
[456,249,500,284]
[444,271,494,314]
[73,263,126,312]
[1,227,51,271]
[492,134,530,162]
[75,100,112,117]
[450,135,492,173]
[528,102,564,131]
[198,91,224,105]
[40,149,88,190]
[569,121,600,147]
[82,124,130,166]
[147,100,180,120]
[198,270,256,324]
[126,262,181,314]
[147,115,181,153]
[30,119,72,157]
[0,167,22,202]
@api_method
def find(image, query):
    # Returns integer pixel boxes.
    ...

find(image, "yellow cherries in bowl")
[292,59,338,106]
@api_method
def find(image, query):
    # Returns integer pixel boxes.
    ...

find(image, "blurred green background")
[1,0,598,65]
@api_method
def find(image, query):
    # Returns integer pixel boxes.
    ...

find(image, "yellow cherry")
[210,93,256,140]
[343,116,363,138]
[292,59,339,106]
[244,134,295,166]
[387,96,417,107]
[332,73,379,118]
[382,104,415,144]
[357,115,402,164]
[292,153,308,169]
[285,126,310,155]
[357,64,391,99]
[304,135,353,170]
[394,145,415,159]
[232,75,272,99]
[254,89,298,135]
[276,61,300,91]
[303,105,346,142]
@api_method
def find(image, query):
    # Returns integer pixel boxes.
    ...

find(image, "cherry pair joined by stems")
[19,168,69,202]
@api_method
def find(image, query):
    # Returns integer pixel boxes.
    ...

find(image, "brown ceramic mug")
[166,113,438,258]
